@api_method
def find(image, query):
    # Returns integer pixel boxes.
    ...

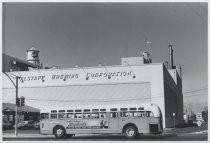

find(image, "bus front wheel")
[124,126,137,139]
[54,126,66,139]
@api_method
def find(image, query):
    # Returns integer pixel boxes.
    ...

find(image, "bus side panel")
[119,117,149,133]
[40,120,59,135]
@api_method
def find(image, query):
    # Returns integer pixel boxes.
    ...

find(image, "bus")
[40,103,163,139]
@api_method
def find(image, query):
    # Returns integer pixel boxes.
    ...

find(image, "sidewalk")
[163,127,208,135]
[3,133,54,138]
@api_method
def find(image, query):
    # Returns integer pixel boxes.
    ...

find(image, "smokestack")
[168,44,174,69]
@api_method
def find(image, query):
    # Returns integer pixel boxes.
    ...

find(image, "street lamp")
[173,112,176,129]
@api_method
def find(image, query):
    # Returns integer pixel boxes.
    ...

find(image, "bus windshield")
[41,113,49,120]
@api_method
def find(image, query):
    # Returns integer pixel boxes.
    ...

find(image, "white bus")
[40,103,163,139]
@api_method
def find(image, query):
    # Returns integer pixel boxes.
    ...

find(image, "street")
[2,133,208,141]
[3,123,208,141]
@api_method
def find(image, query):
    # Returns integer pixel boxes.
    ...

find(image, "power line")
[185,3,207,23]
[25,95,164,103]
[183,87,208,94]
[184,93,208,97]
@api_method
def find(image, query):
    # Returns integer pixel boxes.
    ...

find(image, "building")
[3,54,37,72]
[2,103,40,125]
[3,47,42,72]
[2,46,183,128]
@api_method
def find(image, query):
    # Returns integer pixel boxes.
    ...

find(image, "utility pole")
[15,76,19,137]
[4,72,20,137]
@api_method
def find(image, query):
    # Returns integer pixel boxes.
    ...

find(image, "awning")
[2,103,40,113]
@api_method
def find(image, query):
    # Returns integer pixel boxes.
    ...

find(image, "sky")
[2,2,208,105]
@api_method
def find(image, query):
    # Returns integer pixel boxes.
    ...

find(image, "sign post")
[196,121,202,132]
[173,113,175,129]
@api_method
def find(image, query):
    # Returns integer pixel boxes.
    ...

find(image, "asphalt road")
[3,123,208,141]
[3,131,208,141]
[3,134,207,141]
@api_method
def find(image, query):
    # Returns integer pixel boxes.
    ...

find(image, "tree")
[202,106,208,122]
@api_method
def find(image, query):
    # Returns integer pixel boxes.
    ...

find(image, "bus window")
[83,113,91,119]
[75,109,82,112]
[120,108,128,111]
[129,108,137,111]
[138,111,145,117]
[84,109,90,112]
[120,112,129,117]
[99,112,106,118]
[110,112,118,118]
[75,113,83,119]
[91,113,99,118]
[67,113,74,119]
[67,110,73,112]
[92,109,99,112]
[146,111,154,117]
[58,110,66,118]
[129,111,138,117]
[138,107,144,110]
[41,113,49,119]
[110,108,117,111]
[58,113,66,119]
[100,109,106,112]
[50,114,57,119]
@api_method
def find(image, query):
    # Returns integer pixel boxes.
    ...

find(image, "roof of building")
[27,47,39,52]
[3,54,37,68]
[2,103,40,113]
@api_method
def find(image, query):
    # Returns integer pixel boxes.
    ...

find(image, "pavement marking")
[186,130,208,134]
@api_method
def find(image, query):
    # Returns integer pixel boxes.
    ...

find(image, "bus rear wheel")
[54,126,66,139]
[124,126,137,139]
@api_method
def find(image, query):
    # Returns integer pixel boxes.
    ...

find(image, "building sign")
[196,113,202,121]
[19,71,133,82]
[66,119,108,129]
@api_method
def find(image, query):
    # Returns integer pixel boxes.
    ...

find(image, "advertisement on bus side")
[66,119,108,129]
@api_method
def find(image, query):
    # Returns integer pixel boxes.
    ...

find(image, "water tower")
[26,46,40,67]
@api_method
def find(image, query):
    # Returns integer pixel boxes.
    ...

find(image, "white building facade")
[3,55,183,128]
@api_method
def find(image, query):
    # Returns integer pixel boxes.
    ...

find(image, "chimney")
[168,45,174,69]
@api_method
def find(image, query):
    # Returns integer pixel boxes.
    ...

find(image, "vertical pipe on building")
[168,45,174,69]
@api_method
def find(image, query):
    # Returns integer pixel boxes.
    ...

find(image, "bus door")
[108,111,119,132]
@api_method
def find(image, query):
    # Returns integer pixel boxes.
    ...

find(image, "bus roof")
[40,103,162,117]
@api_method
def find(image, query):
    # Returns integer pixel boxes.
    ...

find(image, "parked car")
[14,120,35,130]
[3,120,13,130]
[33,121,40,129]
